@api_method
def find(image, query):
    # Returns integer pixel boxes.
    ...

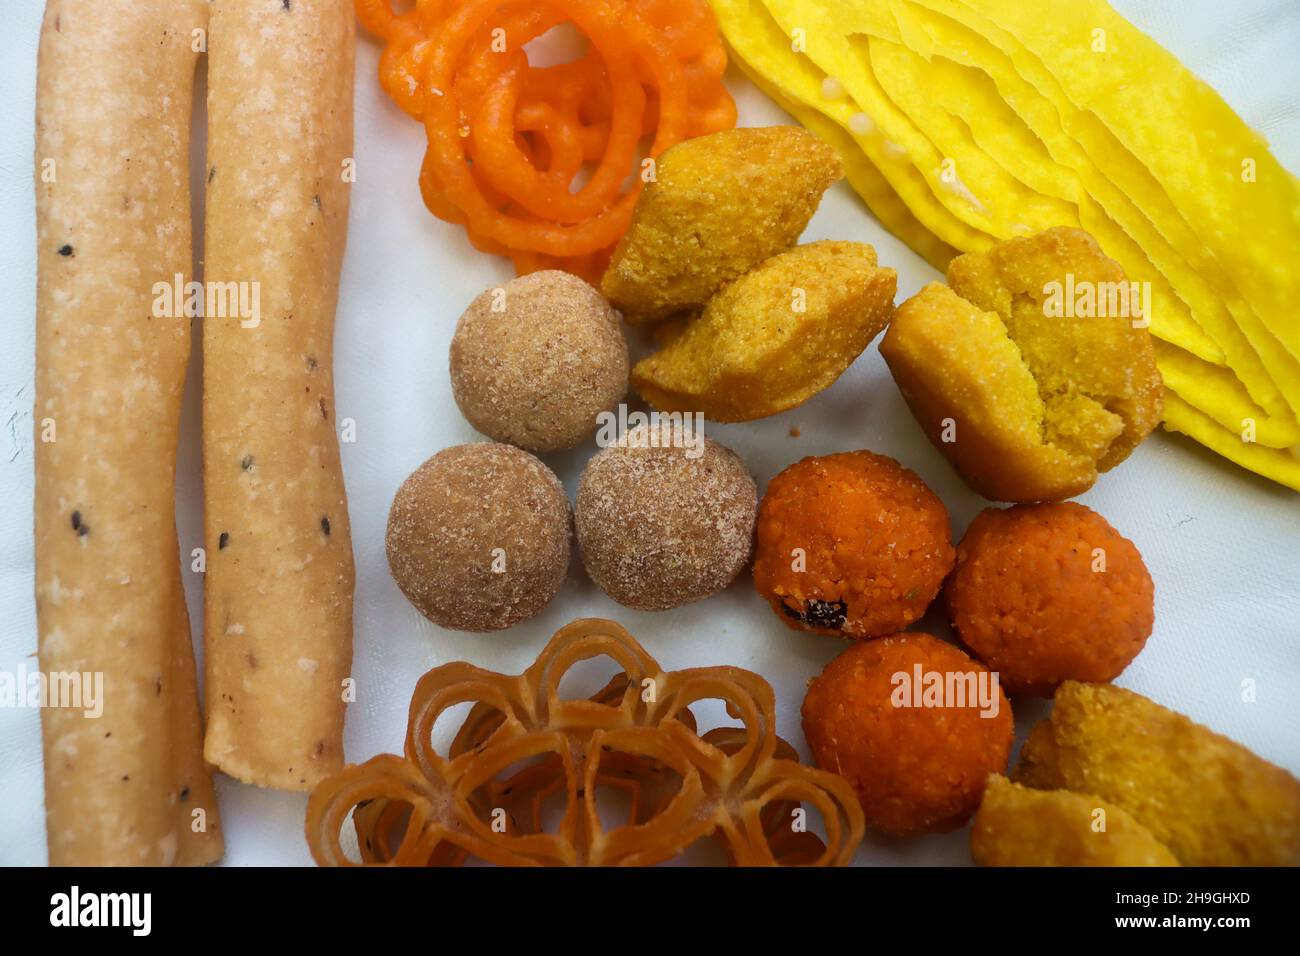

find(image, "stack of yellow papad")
[711,0,1300,490]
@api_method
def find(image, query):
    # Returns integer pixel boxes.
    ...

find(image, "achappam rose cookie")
[753,450,954,639]
[306,618,865,866]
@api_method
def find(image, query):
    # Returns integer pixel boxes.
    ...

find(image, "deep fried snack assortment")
[306,618,864,866]
[355,0,736,282]
[713,0,1300,490]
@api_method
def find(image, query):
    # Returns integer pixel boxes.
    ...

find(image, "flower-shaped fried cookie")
[306,618,864,866]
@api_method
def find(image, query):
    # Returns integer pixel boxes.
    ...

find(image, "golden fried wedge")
[601,126,843,324]
[949,227,1163,469]
[881,228,1162,501]
[1015,682,1300,867]
[972,775,1178,867]
[632,241,895,422]
[881,282,1094,501]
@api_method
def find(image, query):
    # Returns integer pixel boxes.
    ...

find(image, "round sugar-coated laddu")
[386,443,571,632]
[451,271,628,453]
[576,422,756,610]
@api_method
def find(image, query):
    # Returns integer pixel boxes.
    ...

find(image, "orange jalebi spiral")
[357,0,736,283]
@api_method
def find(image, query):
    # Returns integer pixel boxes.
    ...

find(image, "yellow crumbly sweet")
[1015,681,1300,867]
[601,126,843,324]
[971,776,1179,867]
[632,241,896,422]
[881,227,1163,501]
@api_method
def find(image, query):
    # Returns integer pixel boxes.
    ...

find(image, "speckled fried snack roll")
[34,0,222,865]
[202,0,356,790]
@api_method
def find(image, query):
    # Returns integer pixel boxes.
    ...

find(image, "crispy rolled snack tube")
[34,0,222,865]
[203,0,356,790]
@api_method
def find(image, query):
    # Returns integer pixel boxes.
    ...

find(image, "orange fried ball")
[753,450,955,639]
[802,633,1013,836]
[944,502,1154,696]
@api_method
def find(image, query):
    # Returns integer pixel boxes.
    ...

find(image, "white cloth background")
[0,0,1297,866]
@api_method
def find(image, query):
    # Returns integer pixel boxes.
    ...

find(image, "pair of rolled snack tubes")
[34,0,356,865]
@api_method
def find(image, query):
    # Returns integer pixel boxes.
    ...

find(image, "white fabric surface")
[0,0,1297,866]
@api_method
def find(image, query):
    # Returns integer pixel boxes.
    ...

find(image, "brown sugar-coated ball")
[945,502,1154,696]
[385,443,571,631]
[575,422,756,610]
[450,270,629,453]
[802,633,1013,836]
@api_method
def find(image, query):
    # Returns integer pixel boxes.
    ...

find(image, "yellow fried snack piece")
[632,241,896,422]
[971,776,1179,867]
[947,227,1163,471]
[1015,682,1300,867]
[1156,341,1300,450]
[763,0,1011,235]
[601,126,843,324]
[710,0,995,256]
[882,283,1091,501]
[881,229,1162,501]
[1161,392,1300,493]
[733,56,958,271]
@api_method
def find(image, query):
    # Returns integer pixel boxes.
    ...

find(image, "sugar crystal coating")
[576,423,756,610]
[386,443,571,631]
[450,270,628,453]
